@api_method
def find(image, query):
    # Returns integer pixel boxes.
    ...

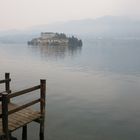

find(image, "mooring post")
[22,125,27,140]
[40,79,46,140]
[2,92,10,140]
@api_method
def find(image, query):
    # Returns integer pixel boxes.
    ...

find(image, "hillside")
[0,16,140,43]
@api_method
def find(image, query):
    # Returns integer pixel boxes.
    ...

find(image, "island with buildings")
[28,32,82,47]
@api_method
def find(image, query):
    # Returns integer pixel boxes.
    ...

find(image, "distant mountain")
[0,16,140,43]
[0,30,39,43]
[40,16,140,38]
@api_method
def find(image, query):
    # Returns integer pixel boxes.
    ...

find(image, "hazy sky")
[0,0,140,30]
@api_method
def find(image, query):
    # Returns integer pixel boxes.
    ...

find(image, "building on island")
[41,32,56,39]
[28,32,82,47]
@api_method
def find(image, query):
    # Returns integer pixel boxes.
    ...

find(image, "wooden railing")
[0,73,46,140]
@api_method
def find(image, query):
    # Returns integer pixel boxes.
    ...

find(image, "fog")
[0,0,140,30]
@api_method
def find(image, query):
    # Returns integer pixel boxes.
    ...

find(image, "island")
[28,32,82,47]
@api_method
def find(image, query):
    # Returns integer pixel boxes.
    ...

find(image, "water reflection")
[28,39,140,76]
[1,39,140,140]
[28,45,82,60]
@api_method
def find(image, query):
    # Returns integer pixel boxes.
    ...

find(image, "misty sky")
[0,0,140,30]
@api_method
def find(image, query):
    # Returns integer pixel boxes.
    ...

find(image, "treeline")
[68,36,82,47]
[55,33,67,39]
[55,33,82,46]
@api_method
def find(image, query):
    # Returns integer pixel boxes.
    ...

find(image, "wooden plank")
[0,103,19,118]
[8,85,40,99]
[0,103,40,117]
[0,79,11,84]
[0,108,41,135]
[8,99,41,115]
[9,112,41,131]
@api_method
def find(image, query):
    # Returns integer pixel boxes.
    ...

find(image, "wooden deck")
[0,73,46,140]
[0,103,41,135]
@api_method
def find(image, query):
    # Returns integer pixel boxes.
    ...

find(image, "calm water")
[1,39,140,140]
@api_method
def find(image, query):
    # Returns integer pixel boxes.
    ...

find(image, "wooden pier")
[0,73,46,140]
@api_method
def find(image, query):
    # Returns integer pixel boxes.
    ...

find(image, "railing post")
[40,79,46,140]
[5,73,11,103]
[2,92,10,140]
[5,73,11,93]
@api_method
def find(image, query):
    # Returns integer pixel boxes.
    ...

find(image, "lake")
[0,38,140,140]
